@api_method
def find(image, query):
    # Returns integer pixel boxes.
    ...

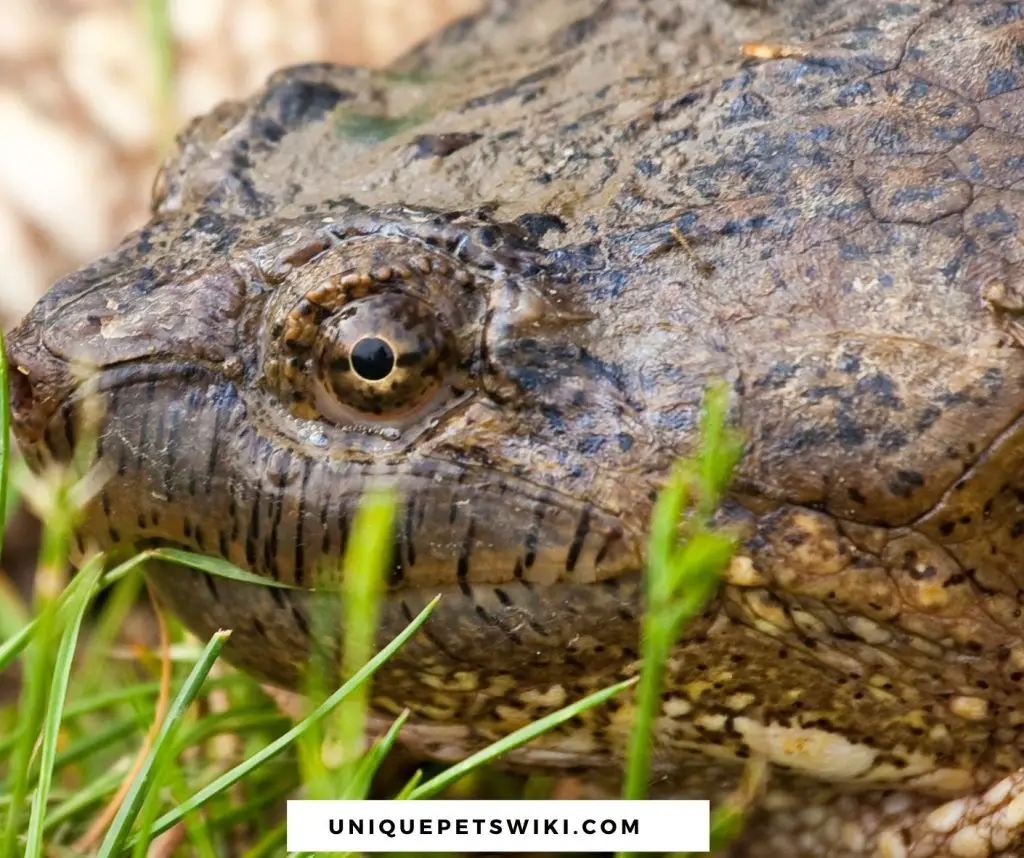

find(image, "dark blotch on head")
[836,352,861,374]
[515,212,568,239]
[413,132,483,158]
[916,406,942,432]
[888,469,925,499]
[754,361,797,389]
[259,79,352,129]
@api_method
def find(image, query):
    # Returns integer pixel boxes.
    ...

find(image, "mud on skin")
[10,0,1024,855]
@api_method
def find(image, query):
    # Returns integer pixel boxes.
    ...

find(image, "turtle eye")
[308,293,454,420]
[261,240,474,427]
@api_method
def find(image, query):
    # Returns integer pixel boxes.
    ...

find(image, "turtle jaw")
[5,306,653,693]
[7,350,645,587]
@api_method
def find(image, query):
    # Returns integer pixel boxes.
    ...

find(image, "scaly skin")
[10,1,1024,854]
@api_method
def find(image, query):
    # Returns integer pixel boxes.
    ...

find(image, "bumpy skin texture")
[10,0,1024,854]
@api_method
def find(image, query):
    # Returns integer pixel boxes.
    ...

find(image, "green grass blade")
[78,571,143,694]
[138,0,176,147]
[2,673,236,745]
[646,463,690,605]
[0,719,132,791]
[301,488,395,799]
[176,707,288,749]
[154,763,219,858]
[620,381,743,856]
[0,549,164,675]
[0,551,152,674]
[409,676,638,800]
[125,596,440,848]
[1,644,48,854]
[334,488,394,789]
[130,742,213,858]
[0,496,87,858]
[395,769,423,800]
[0,327,9,566]
[0,600,53,676]
[677,759,767,858]
[242,821,287,858]
[1,456,21,528]
[62,680,168,719]
[0,575,29,654]
[206,777,297,834]
[96,629,231,858]
[696,381,745,516]
[50,718,144,777]
[149,548,299,589]
[343,710,410,800]
[43,765,130,835]
[621,635,670,803]
[24,561,103,858]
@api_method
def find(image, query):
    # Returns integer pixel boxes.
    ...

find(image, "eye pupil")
[350,337,396,381]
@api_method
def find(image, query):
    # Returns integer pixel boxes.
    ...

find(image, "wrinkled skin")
[11,0,1024,854]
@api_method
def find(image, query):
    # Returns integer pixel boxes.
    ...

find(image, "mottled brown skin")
[11,0,1024,854]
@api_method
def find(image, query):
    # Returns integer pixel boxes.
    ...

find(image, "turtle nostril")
[10,366,32,409]
[8,368,42,442]
[4,329,78,448]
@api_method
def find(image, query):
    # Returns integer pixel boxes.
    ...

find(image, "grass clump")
[0,320,747,856]
[624,382,744,800]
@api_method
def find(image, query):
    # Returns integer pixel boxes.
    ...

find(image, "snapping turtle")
[10,0,1024,853]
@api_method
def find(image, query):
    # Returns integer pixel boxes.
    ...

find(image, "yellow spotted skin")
[10,0,1024,855]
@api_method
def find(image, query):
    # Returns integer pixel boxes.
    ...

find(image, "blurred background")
[0,0,483,330]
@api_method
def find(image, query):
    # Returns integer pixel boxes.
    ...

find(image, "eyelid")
[312,377,451,428]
